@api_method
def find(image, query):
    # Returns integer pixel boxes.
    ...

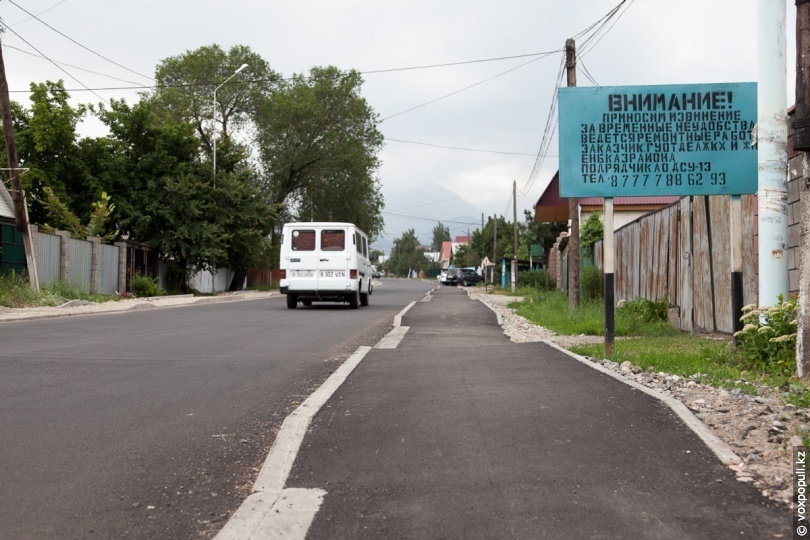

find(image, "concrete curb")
[0,291,281,323]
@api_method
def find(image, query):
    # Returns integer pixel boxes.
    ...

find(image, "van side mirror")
[371,253,379,263]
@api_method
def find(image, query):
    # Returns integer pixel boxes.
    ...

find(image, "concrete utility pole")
[566,38,580,309]
[794,0,810,378]
[757,0,789,307]
[0,30,38,290]
[493,217,497,284]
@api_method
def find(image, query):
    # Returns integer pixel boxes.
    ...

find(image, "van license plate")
[320,271,346,278]
[292,271,315,278]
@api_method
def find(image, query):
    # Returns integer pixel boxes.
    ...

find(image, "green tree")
[387,229,429,277]
[431,222,451,251]
[255,66,385,241]
[4,81,90,224]
[150,43,278,169]
[580,212,604,261]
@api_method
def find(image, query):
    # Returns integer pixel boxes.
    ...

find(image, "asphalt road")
[288,286,790,539]
[0,279,432,539]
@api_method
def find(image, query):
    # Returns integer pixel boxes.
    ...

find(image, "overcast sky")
[0,0,798,252]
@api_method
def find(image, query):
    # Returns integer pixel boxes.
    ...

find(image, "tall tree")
[254,66,385,240]
[387,229,429,277]
[431,222,451,251]
[150,44,278,168]
[4,81,89,223]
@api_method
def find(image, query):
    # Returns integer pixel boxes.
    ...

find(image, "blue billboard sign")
[558,82,757,197]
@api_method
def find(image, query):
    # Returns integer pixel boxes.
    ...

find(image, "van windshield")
[321,230,345,251]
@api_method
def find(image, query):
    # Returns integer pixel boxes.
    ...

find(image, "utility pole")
[566,38,579,309]
[493,217,497,284]
[0,30,38,290]
[512,180,518,293]
[794,0,810,378]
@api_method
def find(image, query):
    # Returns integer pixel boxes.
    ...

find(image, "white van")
[279,222,373,309]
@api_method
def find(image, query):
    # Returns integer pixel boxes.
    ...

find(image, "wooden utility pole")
[566,38,579,308]
[0,32,38,290]
[794,0,810,378]
[512,180,517,293]
[493,217,497,284]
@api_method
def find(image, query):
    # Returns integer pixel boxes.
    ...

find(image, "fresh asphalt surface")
[287,285,790,539]
[0,280,432,539]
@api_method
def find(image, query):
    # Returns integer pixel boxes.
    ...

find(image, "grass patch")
[511,288,810,406]
[513,289,680,337]
[0,272,117,308]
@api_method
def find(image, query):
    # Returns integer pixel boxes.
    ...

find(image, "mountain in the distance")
[373,185,483,254]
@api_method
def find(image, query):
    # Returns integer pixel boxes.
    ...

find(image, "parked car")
[445,268,484,286]
[438,270,448,285]
[372,270,381,279]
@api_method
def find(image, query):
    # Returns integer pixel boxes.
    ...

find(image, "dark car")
[372,270,381,279]
[446,268,483,286]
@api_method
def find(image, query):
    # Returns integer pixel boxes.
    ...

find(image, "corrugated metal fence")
[593,195,758,334]
[99,244,120,294]
[36,232,60,285]
[69,238,93,292]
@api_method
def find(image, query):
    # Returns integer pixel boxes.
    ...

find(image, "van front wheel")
[348,289,360,309]
[360,291,369,306]
[286,294,298,309]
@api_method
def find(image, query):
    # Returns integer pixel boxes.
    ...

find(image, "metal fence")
[69,238,93,292]
[99,244,120,294]
[36,232,60,285]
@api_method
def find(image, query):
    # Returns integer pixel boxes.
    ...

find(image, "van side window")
[362,236,368,257]
[291,230,316,251]
[321,230,345,251]
[355,232,362,254]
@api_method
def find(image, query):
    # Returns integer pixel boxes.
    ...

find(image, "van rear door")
[286,227,319,291]
[316,228,349,290]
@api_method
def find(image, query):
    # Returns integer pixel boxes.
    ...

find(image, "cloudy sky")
[0,0,798,252]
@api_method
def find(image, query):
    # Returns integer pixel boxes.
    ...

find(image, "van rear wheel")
[286,294,297,309]
[348,289,360,309]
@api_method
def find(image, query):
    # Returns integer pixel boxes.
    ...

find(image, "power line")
[362,50,561,74]
[0,24,110,104]
[3,43,151,87]
[380,52,555,122]
[385,137,540,157]
[7,0,70,26]
[6,0,153,82]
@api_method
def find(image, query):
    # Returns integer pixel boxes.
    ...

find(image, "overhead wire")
[384,137,539,157]
[0,23,110,104]
[7,0,69,26]
[6,0,153,82]
[380,52,557,122]
[3,43,151,87]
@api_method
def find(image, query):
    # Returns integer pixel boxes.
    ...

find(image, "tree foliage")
[254,66,384,240]
[431,222,451,251]
[386,229,431,277]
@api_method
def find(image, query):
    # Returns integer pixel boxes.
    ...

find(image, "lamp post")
[212,63,248,186]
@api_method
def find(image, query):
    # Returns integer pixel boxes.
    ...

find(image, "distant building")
[534,172,679,228]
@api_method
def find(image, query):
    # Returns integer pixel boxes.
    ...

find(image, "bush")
[617,295,670,324]
[581,264,603,302]
[131,273,163,298]
[734,295,797,376]
[518,269,555,291]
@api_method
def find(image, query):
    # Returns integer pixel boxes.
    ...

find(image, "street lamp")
[212,63,248,185]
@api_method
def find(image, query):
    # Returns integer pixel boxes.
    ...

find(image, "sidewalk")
[284,286,788,539]
[0,290,278,323]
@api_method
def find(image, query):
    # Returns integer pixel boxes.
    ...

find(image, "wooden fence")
[593,195,758,334]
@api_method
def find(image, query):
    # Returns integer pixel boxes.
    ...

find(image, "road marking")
[375,326,410,349]
[216,300,422,538]
[393,301,416,327]
[215,346,371,540]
